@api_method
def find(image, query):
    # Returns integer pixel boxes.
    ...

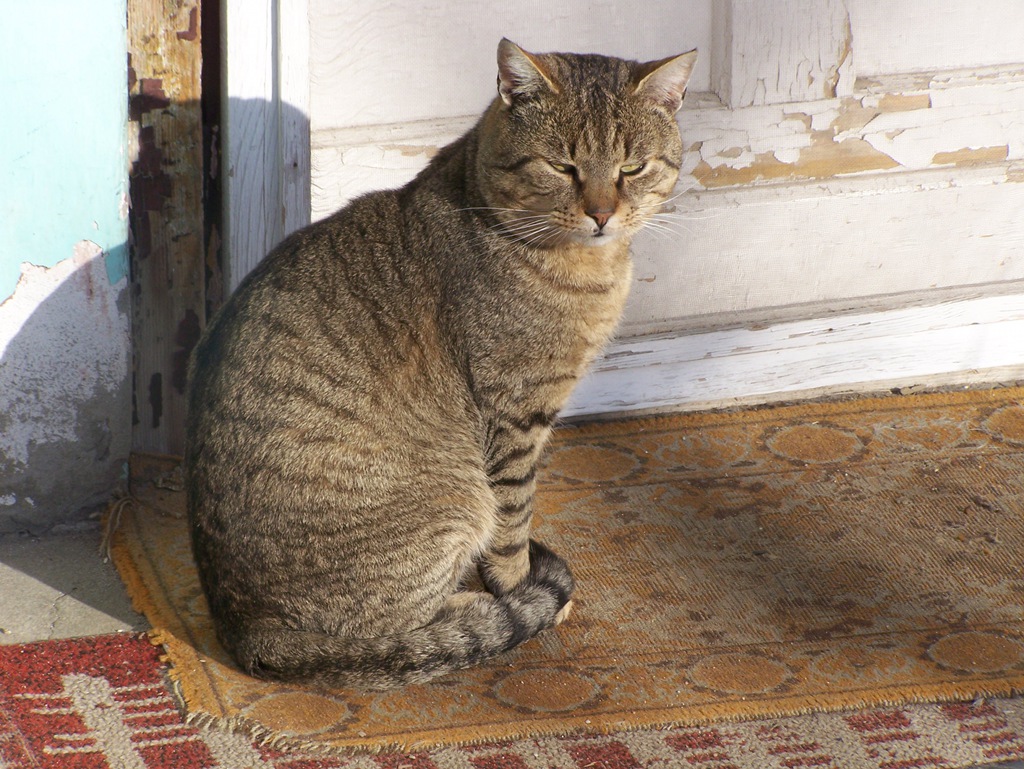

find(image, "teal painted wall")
[0,0,129,299]
[0,1,132,533]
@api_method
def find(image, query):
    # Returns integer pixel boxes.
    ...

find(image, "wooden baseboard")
[566,293,1024,417]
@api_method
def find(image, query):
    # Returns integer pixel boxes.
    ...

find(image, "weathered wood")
[565,293,1024,417]
[127,0,204,454]
[309,65,1024,337]
[711,0,854,109]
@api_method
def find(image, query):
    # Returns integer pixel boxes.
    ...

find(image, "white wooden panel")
[311,117,475,220]
[224,0,275,289]
[623,166,1024,335]
[224,0,310,291]
[311,63,1024,334]
[846,0,1024,78]
[279,0,311,238]
[711,0,854,109]
[307,0,712,131]
[565,294,1024,416]
[313,134,1024,334]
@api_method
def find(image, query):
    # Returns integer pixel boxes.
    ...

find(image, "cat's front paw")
[553,599,574,625]
[524,539,575,609]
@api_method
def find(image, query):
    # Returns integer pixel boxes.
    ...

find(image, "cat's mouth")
[576,222,627,247]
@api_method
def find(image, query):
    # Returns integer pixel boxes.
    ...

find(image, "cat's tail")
[228,540,575,690]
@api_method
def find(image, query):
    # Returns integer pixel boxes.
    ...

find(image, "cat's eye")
[548,161,576,175]
[620,163,646,176]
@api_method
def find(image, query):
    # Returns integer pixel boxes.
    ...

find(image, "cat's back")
[196,186,446,371]
[186,181,473,469]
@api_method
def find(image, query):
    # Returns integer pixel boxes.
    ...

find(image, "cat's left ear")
[497,38,560,107]
[634,49,698,114]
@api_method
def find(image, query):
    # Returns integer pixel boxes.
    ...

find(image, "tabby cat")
[185,39,696,689]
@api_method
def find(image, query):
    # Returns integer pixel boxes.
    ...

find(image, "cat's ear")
[497,38,560,107]
[634,49,698,114]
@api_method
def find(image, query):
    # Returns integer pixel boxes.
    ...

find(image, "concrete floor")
[0,526,145,643]
[0,526,1021,769]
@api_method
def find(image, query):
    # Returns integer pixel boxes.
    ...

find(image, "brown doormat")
[109,386,1024,753]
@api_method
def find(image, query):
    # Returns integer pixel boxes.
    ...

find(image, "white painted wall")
[846,0,1024,77]
[226,0,1024,414]
[307,0,713,131]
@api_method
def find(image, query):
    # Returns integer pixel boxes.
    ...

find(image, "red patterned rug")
[1,632,1022,768]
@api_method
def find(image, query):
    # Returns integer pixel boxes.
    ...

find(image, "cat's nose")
[587,209,614,230]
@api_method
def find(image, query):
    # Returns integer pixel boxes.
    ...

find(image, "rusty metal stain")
[148,372,163,429]
[129,0,204,454]
[133,126,172,209]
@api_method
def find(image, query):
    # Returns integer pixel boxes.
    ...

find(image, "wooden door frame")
[127,0,205,454]
[127,0,311,453]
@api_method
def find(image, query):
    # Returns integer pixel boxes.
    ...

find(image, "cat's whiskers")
[485,211,571,249]
[636,219,678,243]
[459,206,587,244]
[645,212,698,238]
[457,206,539,216]
[499,221,555,243]
[531,225,571,250]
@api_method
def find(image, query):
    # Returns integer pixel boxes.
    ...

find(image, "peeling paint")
[691,134,898,188]
[932,146,1010,166]
[128,0,205,455]
[677,67,1024,189]
[379,144,439,159]
[176,6,199,41]
[314,67,1024,214]
[0,242,131,532]
[0,242,128,458]
[873,93,932,112]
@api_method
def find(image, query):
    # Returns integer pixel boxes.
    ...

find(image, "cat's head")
[476,39,697,249]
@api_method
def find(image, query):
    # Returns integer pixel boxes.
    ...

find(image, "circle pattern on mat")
[243,691,352,732]
[544,444,642,483]
[688,653,792,695]
[982,405,1024,447]
[927,631,1024,673]
[766,423,864,464]
[493,668,600,712]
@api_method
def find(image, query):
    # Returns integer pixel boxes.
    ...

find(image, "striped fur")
[185,40,696,690]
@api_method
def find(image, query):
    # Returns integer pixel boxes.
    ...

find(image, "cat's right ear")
[634,49,698,114]
[497,39,560,107]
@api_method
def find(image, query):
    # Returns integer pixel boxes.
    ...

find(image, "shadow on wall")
[0,89,311,617]
[131,93,311,448]
[0,240,132,535]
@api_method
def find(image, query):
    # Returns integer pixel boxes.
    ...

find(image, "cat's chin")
[575,230,627,248]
